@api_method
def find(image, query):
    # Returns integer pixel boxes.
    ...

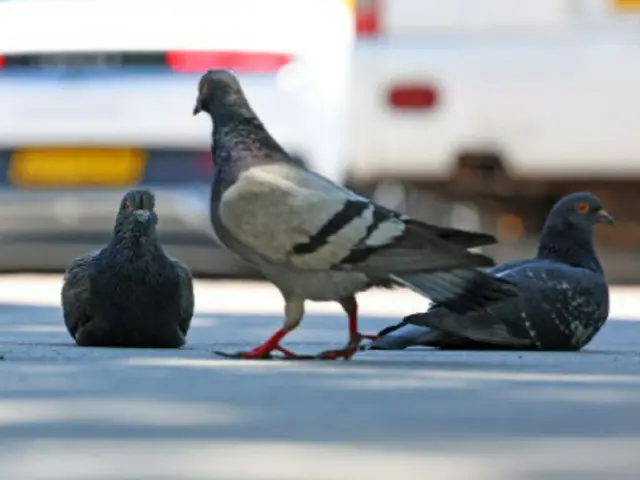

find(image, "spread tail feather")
[403,220,498,249]
[357,247,496,276]
[344,219,500,276]
[391,269,519,314]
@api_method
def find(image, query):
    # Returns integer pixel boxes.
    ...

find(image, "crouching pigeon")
[368,192,614,351]
[61,189,194,348]
[193,69,518,360]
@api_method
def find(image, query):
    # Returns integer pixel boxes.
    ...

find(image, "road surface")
[0,274,639,479]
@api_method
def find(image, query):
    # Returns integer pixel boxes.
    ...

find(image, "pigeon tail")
[349,219,498,276]
[403,309,531,347]
[367,322,434,350]
[391,269,519,314]
[367,323,519,350]
[403,219,498,249]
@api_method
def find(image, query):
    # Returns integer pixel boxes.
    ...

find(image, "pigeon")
[61,189,195,348]
[368,192,614,351]
[192,69,518,360]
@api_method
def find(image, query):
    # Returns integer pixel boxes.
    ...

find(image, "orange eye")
[576,202,589,214]
[122,201,132,211]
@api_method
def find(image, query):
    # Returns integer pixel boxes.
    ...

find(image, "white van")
[347,0,640,268]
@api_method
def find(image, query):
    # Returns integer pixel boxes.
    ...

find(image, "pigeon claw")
[316,334,366,360]
[213,349,274,360]
[316,346,358,361]
[214,345,316,361]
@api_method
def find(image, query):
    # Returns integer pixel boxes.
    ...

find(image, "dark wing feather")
[391,268,520,314]
[368,322,530,350]
[400,219,497,248]
[171,257,195,337]
[336,217,498,275]
[504,264,610,350]
[61,250,100,339]
[404,308,532,347]
[403,261,609,351]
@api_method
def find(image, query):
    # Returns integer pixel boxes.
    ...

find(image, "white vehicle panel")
[348,0,640,182]
[0,76,304,151]
[0,0,355,182]
[382,0,569,35]
[0,0,348,55]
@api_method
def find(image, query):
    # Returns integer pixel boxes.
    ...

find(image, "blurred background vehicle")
[0,0,638,282]
[346,0,640,282]
[0,0,354,277]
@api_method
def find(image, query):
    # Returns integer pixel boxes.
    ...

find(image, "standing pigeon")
[193,69,518,360]
[368,192,614,351]
[61,189,195,348]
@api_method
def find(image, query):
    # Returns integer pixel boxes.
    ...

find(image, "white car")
[0,0,354,275]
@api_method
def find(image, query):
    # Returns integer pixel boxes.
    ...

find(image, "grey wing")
[220,163,493,273]
[219,162,400,269]
[391,269,519,315]
[171,258,195,336]
[61,250,99,339]
[489,259,534,276]
[389,259,531,321]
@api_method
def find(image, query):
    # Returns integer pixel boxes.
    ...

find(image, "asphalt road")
[0,275,639,479]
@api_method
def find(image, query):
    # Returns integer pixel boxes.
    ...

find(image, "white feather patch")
[219,163,393,270]
[292,203,375,269]
[364,217,405,247]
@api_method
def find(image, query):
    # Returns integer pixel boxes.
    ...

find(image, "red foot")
[316,332,368,360]
[274,345,297,357]
[240,344,298,359]
[238,344,299,359]
[317,347,358,360]
[344,300,378,343]
[214,328,304,360]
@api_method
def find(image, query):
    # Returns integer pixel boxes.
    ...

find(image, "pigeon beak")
[193,93,205,116]
[595,208,614,225]
[133,209,152,223]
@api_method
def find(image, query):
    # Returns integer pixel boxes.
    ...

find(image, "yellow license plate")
[613,0,640,10]
[9,148,146,187]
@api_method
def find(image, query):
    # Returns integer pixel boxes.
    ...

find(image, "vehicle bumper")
[0,185,258,277]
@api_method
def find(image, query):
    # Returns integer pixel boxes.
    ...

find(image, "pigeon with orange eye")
[575,199,614,225]
[370,192,615,352]
[61,189,194,348]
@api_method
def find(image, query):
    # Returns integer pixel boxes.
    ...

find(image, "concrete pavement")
[0,275,639,479]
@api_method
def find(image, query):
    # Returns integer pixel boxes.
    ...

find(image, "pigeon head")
[192,69,253,118]
[114,189,158,239]
[545,192,614,231]
[537,192,613,270]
